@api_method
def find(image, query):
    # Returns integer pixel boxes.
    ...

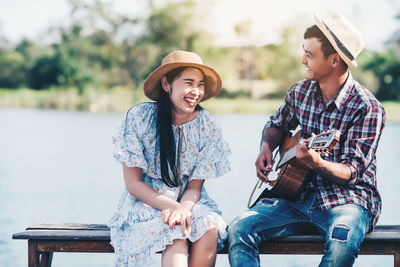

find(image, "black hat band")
[323,22,355,61]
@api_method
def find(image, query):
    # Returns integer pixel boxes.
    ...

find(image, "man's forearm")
[313,160,352,185]
[262,127,283,151]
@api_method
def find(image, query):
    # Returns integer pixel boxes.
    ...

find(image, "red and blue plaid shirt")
[265,71,385,227]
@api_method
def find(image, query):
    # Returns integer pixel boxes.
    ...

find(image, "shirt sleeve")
[265,84,297,131]
[189,119,231,181]
[339,102,385,184]
[112,106,148,172]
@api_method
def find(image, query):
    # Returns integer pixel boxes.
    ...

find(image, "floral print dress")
[108,102,231,266]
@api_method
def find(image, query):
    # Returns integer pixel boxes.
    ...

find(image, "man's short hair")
[304,25,337,59]
[304,25,348,68]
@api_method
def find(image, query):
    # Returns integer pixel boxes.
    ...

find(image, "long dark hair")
[157,67,185,187]
[156,67,203,187]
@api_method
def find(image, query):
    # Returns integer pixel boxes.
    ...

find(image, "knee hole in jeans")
[331,224,350,242]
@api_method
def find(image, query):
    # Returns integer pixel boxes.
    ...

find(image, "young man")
[228,12,385,267]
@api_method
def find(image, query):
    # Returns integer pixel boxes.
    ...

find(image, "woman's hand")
[161,205,193,237]
[161,209,171,224]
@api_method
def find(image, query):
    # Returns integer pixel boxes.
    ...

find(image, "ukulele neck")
[277,146,297,168]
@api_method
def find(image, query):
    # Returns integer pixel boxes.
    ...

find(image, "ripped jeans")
[228,192,371,267]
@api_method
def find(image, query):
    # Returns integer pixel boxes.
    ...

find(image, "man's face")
[301,37,334,82]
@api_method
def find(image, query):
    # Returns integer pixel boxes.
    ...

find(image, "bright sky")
[0,0,399,51]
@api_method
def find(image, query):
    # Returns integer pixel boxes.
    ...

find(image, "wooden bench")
[13,223,400,267]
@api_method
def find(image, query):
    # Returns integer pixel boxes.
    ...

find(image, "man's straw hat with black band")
[143,50,222,101]
[314,12,364,67]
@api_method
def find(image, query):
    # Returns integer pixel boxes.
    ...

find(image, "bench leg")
[28,240,53,267]
[28,240,39,267]
[39,252,53,267]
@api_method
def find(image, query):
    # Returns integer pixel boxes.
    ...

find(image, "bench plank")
[13,230,111,241]
[12,223,400,267]
[26,223,109,231]
[13,224,400,242]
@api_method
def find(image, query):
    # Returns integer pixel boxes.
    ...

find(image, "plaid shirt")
[265,71,385,227]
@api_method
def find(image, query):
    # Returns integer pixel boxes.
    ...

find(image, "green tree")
[1,0,214,92]
[144,0,198,52]
[0,51,26,88]
[363,49,400,100]
[27,25,95,91]
[117,0,207,85]
[27,54,61,89]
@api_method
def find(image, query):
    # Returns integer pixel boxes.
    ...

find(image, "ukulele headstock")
[308,129,341,153]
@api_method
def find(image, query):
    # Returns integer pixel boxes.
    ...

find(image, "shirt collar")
[310,71,355,112]
[333,71,354,111]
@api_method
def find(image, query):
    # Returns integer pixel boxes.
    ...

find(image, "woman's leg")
[188,226,218,267]
[161,238,189,267]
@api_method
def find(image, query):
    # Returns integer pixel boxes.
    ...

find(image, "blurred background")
[0,0,399,114]
[1,0,399,266]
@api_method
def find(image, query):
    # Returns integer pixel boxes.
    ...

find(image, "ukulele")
[247,128,341,208]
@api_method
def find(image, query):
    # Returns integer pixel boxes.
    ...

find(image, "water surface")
[0,109,397,266]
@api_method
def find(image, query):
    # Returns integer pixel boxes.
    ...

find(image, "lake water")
[0,108,398,267]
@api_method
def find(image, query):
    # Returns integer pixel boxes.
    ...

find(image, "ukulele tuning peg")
[318,149,331,158]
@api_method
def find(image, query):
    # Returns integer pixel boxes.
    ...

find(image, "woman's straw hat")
[143,50,222,101]
[314,12,364,67]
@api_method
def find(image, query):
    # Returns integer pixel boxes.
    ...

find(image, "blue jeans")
[228,192,371,267]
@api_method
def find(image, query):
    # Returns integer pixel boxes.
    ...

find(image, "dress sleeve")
[112,106,148,172]
[189,118,231,181]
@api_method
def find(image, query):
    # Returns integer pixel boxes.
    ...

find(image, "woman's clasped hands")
[161,205,193,237]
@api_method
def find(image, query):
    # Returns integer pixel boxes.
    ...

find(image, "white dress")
[108,102,231,266]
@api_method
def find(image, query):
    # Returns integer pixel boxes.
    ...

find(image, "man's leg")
[228,197,311,267]
[314,204,371,267]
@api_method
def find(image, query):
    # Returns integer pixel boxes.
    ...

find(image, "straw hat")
[314,12,364,67]
[143,50,222,101]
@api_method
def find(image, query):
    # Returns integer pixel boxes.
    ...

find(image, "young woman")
[109,50,231,266]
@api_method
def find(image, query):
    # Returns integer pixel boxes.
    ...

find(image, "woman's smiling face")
[161,67,205,120]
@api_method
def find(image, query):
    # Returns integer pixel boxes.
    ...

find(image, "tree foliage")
[363,49,400,101]
[1,0,205,90]
[0,51,26,88]
[1,0,397,102]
